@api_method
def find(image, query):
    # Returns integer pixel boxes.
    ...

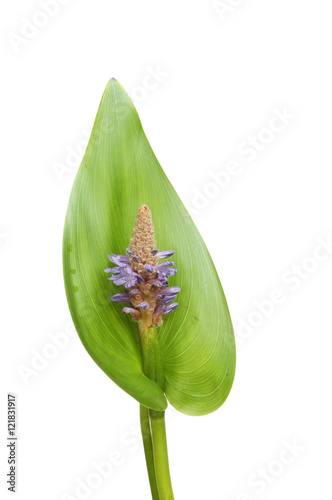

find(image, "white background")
[1,1,332,499]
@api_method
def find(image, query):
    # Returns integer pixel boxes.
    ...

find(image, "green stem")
[140,404,160,500]
[150,409,175,500]
[139,326,175,499]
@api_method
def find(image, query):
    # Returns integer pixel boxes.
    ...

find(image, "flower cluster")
[105,205,180,328]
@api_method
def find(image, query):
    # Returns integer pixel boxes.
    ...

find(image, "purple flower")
[105,205,180,327]
[107,254,129,266]
[156,286,180,307]
[110,271,141,288]
[161,294,178,304]
[148,277,168,287]
[123,307,141,320]
[157,261,174,268]
[157,251,175,259]
[156,262,177,278]
[159,287,181,295]
[138,302,149,310]
[105,259,143,289]
[104,266,120,273]
[110,293,131,303]
[164,303,178,314]
[153,302,178,320]
[168,268,177,277]
[163,302,179,314]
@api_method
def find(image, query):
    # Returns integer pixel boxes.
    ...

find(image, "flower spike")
[105,205,180,331]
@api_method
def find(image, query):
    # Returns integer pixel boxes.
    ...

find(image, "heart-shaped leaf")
[63,79,236,415]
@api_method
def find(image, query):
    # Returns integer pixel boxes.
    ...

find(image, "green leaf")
[63,79,236,415]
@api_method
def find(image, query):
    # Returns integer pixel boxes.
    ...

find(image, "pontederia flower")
[64,80,236,500]
[105,205,180,333]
